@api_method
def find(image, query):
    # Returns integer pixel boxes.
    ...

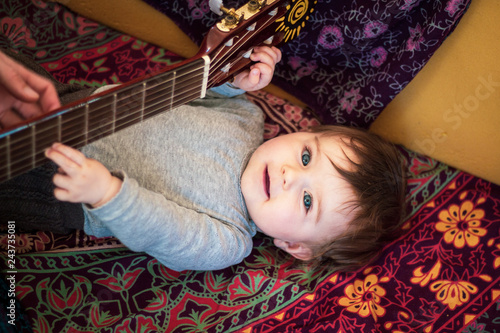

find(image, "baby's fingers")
[51,143,86,165]
[51,174,74,201]
[251,62,273,84]
[52,187,74,202]
[251,46,282,66]
[45,143,84,176]
[246,68,261,86]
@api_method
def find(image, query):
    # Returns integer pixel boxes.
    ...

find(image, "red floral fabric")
[1,1,499,332]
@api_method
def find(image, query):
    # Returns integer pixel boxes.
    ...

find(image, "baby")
[44,46,406,272]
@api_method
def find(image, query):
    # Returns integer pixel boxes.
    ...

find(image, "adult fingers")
[22,71,61,113]
[0,51,60,115]
[0,109,24,129]
[0,51,40,102]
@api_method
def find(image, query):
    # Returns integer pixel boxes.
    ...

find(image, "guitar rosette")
[275,0,317,42]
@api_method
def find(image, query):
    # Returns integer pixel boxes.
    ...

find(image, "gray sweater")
[81,86,264,271]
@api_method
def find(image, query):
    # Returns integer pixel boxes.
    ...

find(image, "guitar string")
[5,47,248,152]
[2,13,280,177]
[4,8,278,145]
[6,11,270,147]
[2,52,256,175]
[5,70,204,147]
[5,16,276,151]
[2,89,204,172]
[3,55,278,179]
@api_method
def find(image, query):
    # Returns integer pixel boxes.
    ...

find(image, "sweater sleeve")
[209,83,246,97]
[84,172,254,272]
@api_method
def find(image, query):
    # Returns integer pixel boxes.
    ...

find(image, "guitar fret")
[200,55,210,98]
[31,125,36,168]
[112,93,117,134]
[88,94,115,142]
[0,135,11,181]
[61,106,86,148]
[114,83,149,132]
[36,116,61,162]
[141,82,146,122]
[9,129,33,178]
[176,73,204,96]
[58,115,62,142]
[6,135,10,179]
[84,103,89,146]
[170,71,176,111]
[144,71,174,119]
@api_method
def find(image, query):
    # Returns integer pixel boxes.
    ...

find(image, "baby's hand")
[45,143,122,208]
[232,46,282,92]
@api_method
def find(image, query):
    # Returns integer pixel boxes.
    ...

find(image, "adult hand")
[232,46,282,92]
[0,50,60,129]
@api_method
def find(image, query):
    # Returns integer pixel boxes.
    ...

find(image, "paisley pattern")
[143,0,472,127]
[2,1,500,332]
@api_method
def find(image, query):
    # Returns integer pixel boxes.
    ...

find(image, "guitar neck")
[0,0,309,183]
[0,56,210,182]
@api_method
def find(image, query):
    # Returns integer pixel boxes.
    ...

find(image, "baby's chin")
[246,212,267,235]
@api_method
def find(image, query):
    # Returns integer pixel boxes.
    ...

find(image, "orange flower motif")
[338,274,386,321]
[411,260,442,287]
[435,200,486,248]
[430,280,478,310]
[495,244,500,269]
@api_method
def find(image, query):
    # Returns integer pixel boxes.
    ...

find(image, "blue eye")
[302,149,311,166]
[303,192,312,211]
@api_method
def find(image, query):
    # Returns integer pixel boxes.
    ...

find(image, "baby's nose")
[281,165,300,190]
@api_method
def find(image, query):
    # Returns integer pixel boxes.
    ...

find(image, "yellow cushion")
[370,0,500,185]
[54,0,199,58]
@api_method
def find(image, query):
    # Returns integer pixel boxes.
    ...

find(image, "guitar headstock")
[200,0,316,88]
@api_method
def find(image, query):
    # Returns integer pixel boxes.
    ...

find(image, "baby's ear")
[273,239,313,261]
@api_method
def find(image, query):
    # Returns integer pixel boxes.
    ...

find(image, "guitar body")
[0,0,315,183]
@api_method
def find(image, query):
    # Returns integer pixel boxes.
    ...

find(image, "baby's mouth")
[264,166,270,199]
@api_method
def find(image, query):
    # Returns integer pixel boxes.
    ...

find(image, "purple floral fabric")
[143,0,471,127]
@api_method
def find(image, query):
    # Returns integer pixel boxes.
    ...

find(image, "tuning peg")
[221,63,231,73]
[243,49,253,58]
[225,38,234,47]
[209,0,224,15]
[247,23,256,31]
[268,8,278,16]
[263,36,274,45]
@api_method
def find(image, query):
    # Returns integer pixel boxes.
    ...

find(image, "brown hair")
[306,125,407,272]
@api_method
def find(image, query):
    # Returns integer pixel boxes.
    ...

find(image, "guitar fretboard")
[0,56,210,182]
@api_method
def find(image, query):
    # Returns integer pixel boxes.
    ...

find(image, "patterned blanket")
[1,1,499,332]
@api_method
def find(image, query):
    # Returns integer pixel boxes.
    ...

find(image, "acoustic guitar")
[0,0,315,183]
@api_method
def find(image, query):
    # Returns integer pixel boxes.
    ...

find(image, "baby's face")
[241,131,357,256]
